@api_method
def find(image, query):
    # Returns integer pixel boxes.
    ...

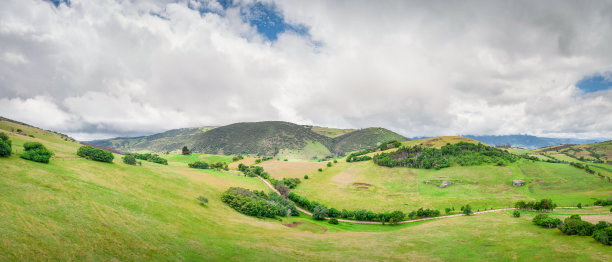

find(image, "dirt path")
[257,177,521,225]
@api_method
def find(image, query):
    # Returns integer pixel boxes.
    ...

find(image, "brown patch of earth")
[283,222,304,228]
[353,183,373,189]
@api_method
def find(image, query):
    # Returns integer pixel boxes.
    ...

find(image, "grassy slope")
[1,121,611,260]
[331,127,408,154]
[87,127,215,153]
[306,126,356,138]
[295,159,612,212]
[403,136,484,148]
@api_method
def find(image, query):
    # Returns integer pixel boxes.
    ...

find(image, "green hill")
[331,127,408,154]
[89,121,408,160]
[87,126,215,153]
[2,118,612,260]
[191,121,333,159]
[536,141,612,163]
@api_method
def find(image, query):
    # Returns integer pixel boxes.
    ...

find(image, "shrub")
[593,226,612,245]
[275,183,289,198]
[333,159,337,163]
[327,162,332,167]
[328,208,341,218]
[280,178,301,189]
[123,153,137,165]
[318,168,322,172]
[134,153,167,165]
[221,187,297,218]
[577,203,582,209]
[182,146,191,155]
[559,215,594,236]
[197,196,208,205]
[189,161,209,169]
[0,132,11,157]
[463,205,473,215]
[232,155,244,162]
[304,175,309,179]
[328,218,339,225]
[77,146,114,163]
[312,205,329,220]
[20,142,52,163]
[445,208,451,214]
[512,210,520,218]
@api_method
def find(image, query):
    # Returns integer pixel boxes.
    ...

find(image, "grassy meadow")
[1,120,611,261]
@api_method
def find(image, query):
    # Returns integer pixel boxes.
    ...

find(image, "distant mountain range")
[86,121,408,160]
[461,135,605,150]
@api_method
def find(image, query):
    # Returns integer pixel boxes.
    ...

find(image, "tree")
[123,153,137,165]
[312,205,328,220]
[0,132,11,157]
[593,226,612,245]
[182,146,191,155]
[327,162,332,167]
[328,208,340,218]
[445,208,451,214]
[188,161,209,169]
[513,210,520,218]
[577,203,582,209]
[275,183,289,198]
[304,175,309,179]
[328,218,339,225]
[77,146,114,163]
[390,210,405,224]
[333,159,338,163]
[463,205,473,215]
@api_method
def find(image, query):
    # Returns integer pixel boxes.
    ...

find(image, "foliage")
[279,177,301,189]
[593,199,612,206]
[317,168,322,172]
[0,132,11,157]
[570,162,596,174]
[188,161,209,169]
[134,153,168,165]
[232,155,244,162]
[197,196,208,205]
[463,205,473,215]
[275,183,289,198]
[374,142,520,169]
[559,215,594,236]
[593,226,612,245]
[513,210,521,218]
[77,146,114,163]
[514,199,556,211]
[123,153,137,165]
[221,187,297,218]
[328,218,339,225]
[20,142,52,163]
[182,146,191,155]
[532,214,561,228]
[304,175,308,179]
[238,164,267,178]
[312,205,329,220]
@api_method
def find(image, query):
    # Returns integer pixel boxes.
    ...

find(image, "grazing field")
[257,159,328,179]
[294,159,612,212]
[403,136,484,148]
[2,120,611,261]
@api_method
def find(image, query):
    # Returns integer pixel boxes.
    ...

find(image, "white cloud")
[0,0,611,140]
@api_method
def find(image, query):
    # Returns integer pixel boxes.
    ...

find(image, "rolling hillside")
[87,126,215,153]
[536,141,612,163]
[331,127,408,154]
[89,121,408,160]
[2,118,612,260]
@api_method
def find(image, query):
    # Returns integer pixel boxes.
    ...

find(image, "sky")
[1,0,612,140]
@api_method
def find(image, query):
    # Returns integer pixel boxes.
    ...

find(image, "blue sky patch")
[189,0,310,42]
[44,0,70,8]
[576,73,612,93]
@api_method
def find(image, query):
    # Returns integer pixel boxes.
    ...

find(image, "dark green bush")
[559,215,594,236]
[123,153,137,165]
[20,142,52,163]
[328,218,339,225]
[221,187,297,218]
[312,205,329,220]
[593,226,612,245]
[197,196,208,205]
[0,132,11,157]
[304,175,309,179]
[189,161,209,169]
[77,146,114,163]
[513,210,520,218]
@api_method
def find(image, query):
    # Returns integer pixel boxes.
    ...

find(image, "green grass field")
[294,160,612,212]
[1,120,611,261]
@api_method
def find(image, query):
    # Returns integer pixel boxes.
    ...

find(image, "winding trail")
[257,177,522,225]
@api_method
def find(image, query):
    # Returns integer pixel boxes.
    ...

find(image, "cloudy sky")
[1,0,612,140]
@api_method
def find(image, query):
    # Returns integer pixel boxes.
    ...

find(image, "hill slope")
[331,127,408,154]
[536,140,612,163]
[88,122,408,159]
[191,121,333,159]
[87,126,215,152]
[2,118,612,260]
